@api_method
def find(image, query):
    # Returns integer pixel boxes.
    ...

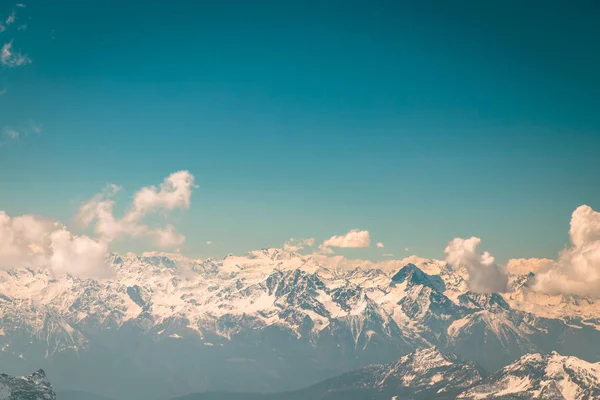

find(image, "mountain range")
[1,248,600,399]
[176,348,600,400]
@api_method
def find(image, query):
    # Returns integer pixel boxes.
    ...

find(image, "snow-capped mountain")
[0,369,56,400]
[459,352,600,399]
[0,248,599,399]
[178,350,600,400]
[300,347,483,399]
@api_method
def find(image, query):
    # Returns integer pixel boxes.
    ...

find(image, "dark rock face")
[0,369,56,400]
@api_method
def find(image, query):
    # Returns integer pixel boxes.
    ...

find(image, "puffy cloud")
[283,237,315,252]
[125,170,195,222]
[0,171,196,276]
[0,211,109,277]
[49,228,109,278]
[444,237,509,293]
[376,242,384,248]
[533,205,600,297]
[78,171,195,249]
[506,258,554,275]
[322,229,370,248]
[0,212,55,269]
[317,243,335,255]
[1,41,30,67]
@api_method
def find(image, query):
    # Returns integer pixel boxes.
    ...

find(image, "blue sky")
[1,0,599,262]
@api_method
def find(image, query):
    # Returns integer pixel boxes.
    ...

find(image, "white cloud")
[533,205,600,297]
[317,243,335,255]
[404,247,410,252]
[0,171,196,277]
[506,258,553,276]
[16,4,25,8]
[78,171,196,249]
[322,229,370,248]
[376,242,384,248]
[382,253,394,257]
[0,212,55,269]
[0,211,110,277]
[1,122,42,147]
[6,11,15,25]
[49,228,109,278]
[206,241,212,245]
[444,237,508,293]
[1,41,31,67]
[283,237,315,252]
[153,225,185,250]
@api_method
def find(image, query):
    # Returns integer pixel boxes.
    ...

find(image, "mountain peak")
[390,264,446,292]
[458,291,510,311]
[391,264,431,285]
[460,351,600,399]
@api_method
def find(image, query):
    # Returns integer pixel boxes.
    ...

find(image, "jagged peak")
[390,264,446,292]
[458,291,510,311]
[391,264,431,285]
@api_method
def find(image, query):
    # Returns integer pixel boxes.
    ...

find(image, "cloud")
[78,171,196,249]
[322,229,370,248]
[153,225,185,249]
[506,258,554,276]
[376,242,384,248]
[1,41,31,67]
[49,228,109,278]
[382,253,394,257]
[533,205,600,297]
[283,237,315,252]
[444,236,509,293]
[6,11,15,25]
[0,211,110,277]
[317,243,336,255]
[206,241,212,245]
[0,171,196,277]
[1,122,42,146]
[3,127,20,139]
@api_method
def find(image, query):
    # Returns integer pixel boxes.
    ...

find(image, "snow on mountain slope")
[503,272,600,330]
[458,352,600,399]
[283,347,483,400]
[0,369,56,400]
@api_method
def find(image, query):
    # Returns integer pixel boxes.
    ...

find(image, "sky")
[1,0,600,263]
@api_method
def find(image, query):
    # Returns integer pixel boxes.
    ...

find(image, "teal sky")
[1,0,599,262]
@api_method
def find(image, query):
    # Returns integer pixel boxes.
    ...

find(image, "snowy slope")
[459,352,600,399]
